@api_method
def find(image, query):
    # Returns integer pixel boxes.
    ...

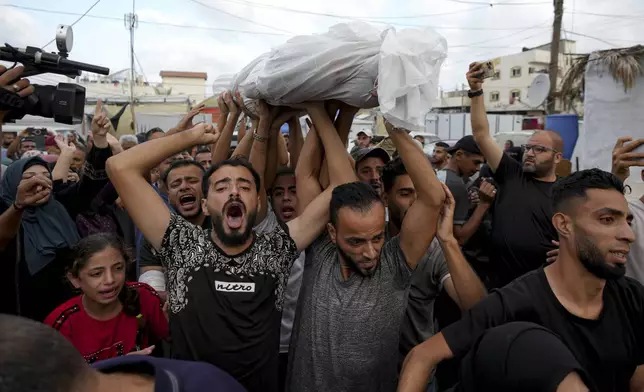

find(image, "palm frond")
[559,45,644,110]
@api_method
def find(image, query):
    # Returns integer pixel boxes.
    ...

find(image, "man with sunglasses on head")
[465,63,563,288]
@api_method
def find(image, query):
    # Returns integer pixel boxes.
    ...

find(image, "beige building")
[159,71,208,104]
[435,40,580,114]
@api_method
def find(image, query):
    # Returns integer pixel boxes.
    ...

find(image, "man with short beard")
[466,63,563,288]
[107,100,356,392]
[138,160,207,297]
[431,141,450,170]
[350,146,390,199]
[399,169,644,392]
[287,122,446,392]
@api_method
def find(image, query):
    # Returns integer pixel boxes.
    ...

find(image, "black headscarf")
[0,157,80,275]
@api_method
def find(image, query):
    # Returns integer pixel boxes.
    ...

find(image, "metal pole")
[125,0,138,134]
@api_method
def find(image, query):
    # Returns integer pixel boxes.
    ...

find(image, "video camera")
[0,25,110,125]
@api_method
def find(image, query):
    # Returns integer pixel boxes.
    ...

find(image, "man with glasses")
[465,63,563,288]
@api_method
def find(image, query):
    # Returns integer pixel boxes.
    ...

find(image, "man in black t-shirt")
[108,100,357,392]
[464,63,563,288]
[398,169,644,392]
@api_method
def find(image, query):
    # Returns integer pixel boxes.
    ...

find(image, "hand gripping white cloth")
[232,21,447,132]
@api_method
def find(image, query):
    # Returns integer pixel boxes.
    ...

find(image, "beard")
[575,231,626,280]
[523,155,554,177]
[337,244,377,277]
[212,208,258,246]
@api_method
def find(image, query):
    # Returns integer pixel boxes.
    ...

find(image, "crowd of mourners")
[1,62,644,392]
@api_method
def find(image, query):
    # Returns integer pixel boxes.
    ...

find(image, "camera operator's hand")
[0,65,35,121]
[91,100,111,148]
[14,175,53,210]
[54,134,77,156]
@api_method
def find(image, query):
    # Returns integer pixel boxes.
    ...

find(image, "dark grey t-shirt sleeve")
[138,237,162,269]
[448,180,471,225]
[305,233,336,268]
[381,236,413,286]
[429,241,451,291]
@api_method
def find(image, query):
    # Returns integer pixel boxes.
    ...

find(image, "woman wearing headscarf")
[0,157,80,321]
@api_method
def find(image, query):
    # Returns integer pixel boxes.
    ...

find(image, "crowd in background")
[1,62,644,392]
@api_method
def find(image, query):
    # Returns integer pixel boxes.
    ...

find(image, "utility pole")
[124,0,138,133]
[547,0,564,114]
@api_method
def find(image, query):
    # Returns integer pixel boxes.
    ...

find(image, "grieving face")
[271,174,297,222]
[167,164,204,220]
[356,157,385,198]
[328,201,386,277]
[202,164,259,247]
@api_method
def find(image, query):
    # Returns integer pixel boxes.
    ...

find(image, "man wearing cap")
[351,146,391,200]
[438,135,496,247]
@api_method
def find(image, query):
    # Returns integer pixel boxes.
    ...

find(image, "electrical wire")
[443,0,550,5]
[41,0,102,49]
[204,0,487,19]
[133,51,148,83]
[0,4,290,36]
[566,10,644,20]
[562,30,619,48]
[186,0,295,34]
[451,20,550,48]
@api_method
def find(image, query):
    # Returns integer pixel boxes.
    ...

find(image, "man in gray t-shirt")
[287,124,447,392]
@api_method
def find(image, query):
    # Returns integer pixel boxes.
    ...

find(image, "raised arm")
[51,135,76,182]
[231,122,254,159]
[386,121,445,268]
[106,123,220,250]
[467,63,503,172]
[319,103,354,189]
[212,92,240,164]
[167,103,204,136]
[288,117,304,169]
[294,120,323,215]
[287,103,357,252]
[436,184,487,310]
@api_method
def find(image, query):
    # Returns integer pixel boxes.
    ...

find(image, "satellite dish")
[527,74,550,107]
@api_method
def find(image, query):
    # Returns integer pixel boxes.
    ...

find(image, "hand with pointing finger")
[611,137,644,183]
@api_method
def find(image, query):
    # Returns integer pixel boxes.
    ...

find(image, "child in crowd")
[45,232,168,363]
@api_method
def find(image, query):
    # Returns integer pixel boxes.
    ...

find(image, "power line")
[562,30,619,48]
[451,21,550,48]
[443,0,550,5]
[1,4,290,36]
[42,0,102,49]
[186,0,295,34]
[133,51,148,83]
[566,10,644,20]
[205,0,487,19]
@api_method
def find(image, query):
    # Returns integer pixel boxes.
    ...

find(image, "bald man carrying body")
[466,63,563,288]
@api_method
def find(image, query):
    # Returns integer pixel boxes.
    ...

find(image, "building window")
[490,91,500,102]
[529,67,535,74]
[492,71,501,80]
[510,90,521,102]
[511,66,522,77]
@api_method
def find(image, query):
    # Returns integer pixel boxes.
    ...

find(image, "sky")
[1,0,643,96]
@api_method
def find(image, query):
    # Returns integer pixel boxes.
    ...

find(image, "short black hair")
[269,167,296,196]
[145,127,164,141]
[195,145,211,154]
[330,181,383,226]
[552,169,625,213]
[202,158,261,197]
[435,142,450,149]
[20,137,36,146]
[381,157,407,194]
[161,159,205,184]
[0,314,89,391]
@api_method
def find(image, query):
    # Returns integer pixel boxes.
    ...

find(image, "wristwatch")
[468,89,484,98]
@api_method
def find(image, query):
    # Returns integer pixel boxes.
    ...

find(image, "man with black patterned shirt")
[107,101,356,392]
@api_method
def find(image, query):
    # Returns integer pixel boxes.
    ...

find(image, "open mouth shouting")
[224,200,246,230]
[281,205,296,220]
[179,193,198,211]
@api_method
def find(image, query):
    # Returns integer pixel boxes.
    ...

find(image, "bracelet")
[252,132,268,142]
[13,201,25,211]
